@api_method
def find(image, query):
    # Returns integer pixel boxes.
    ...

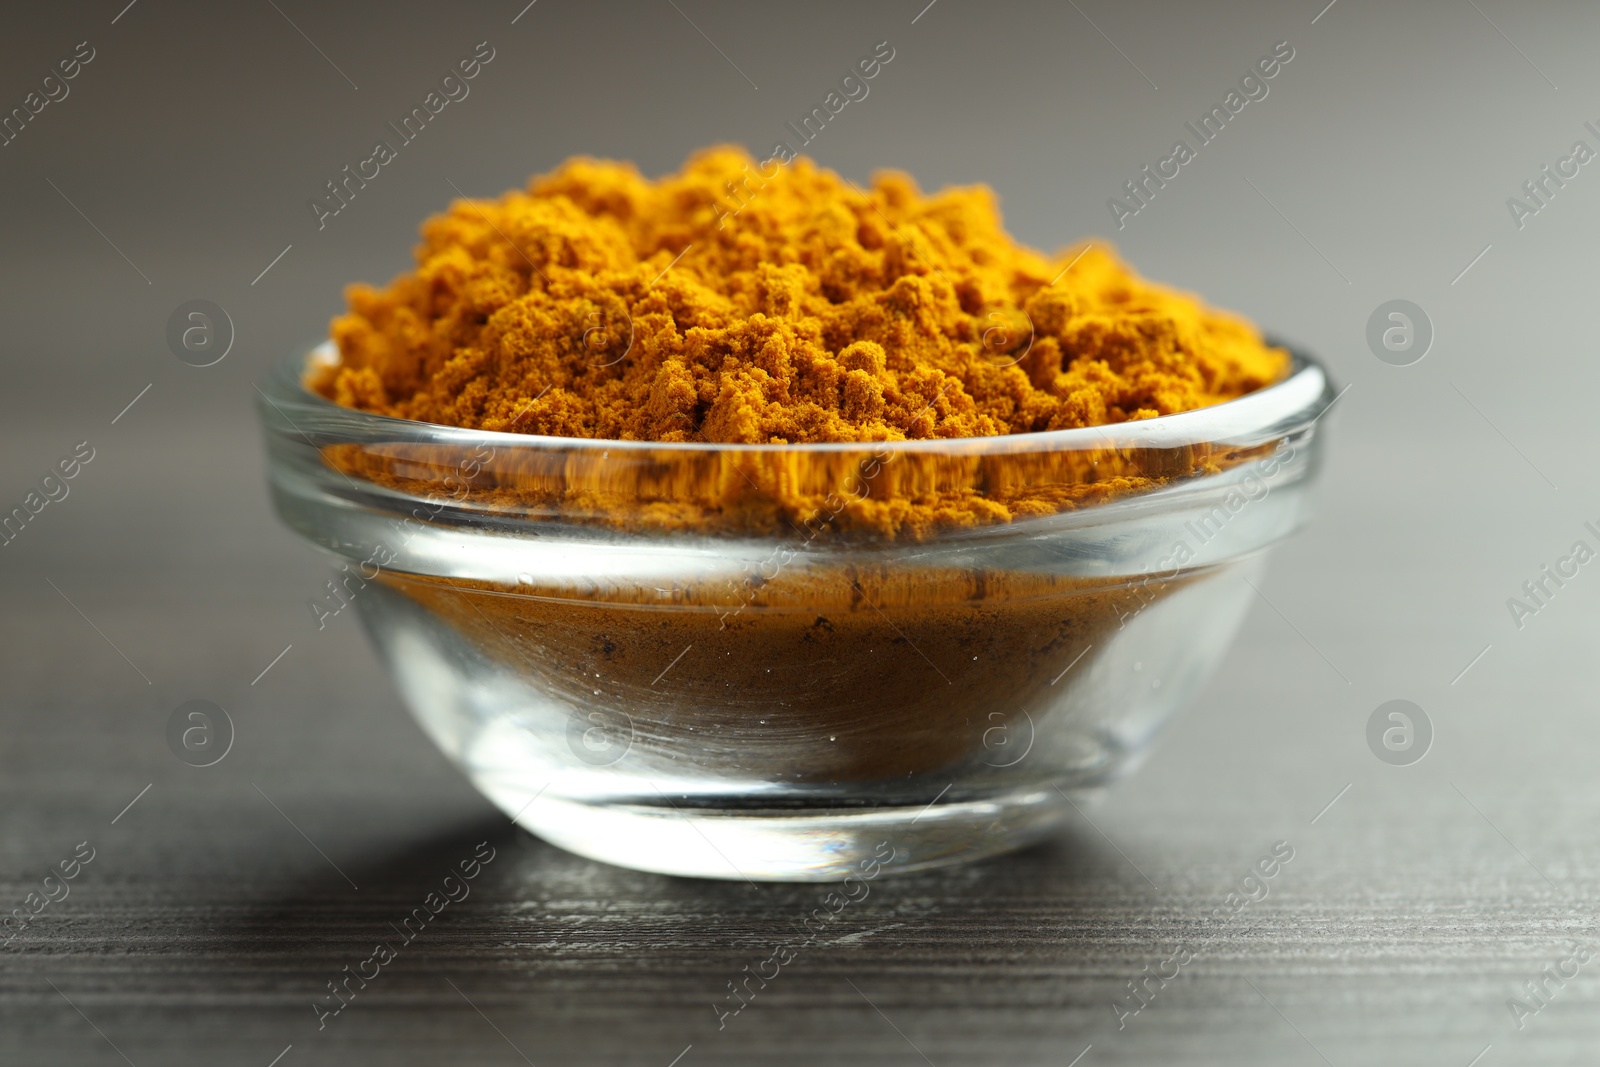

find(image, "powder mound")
[318,147,1289,443]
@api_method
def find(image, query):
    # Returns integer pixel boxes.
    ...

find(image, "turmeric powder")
[307,149,1296,786]
[386,565,1180,782]
[319,147,1287,444]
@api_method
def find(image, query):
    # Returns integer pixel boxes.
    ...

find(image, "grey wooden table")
[5,1,1599,1062]
[4,364,1593,1067]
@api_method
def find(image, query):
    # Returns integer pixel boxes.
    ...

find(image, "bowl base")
[488,783,1087,881]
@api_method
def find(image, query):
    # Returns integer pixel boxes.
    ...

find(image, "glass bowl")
[258,342,1332,881]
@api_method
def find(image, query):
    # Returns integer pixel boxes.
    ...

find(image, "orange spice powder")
[310,150,1292,783]
[317,147,1288,445]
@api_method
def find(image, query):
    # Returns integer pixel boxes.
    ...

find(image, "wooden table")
[2,383,1593,1066]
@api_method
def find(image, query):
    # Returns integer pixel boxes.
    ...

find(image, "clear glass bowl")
[258,342,1332,881]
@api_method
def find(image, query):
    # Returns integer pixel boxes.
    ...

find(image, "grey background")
[2,0,1596,1063]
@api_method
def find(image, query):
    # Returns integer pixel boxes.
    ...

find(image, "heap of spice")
[312,149,1296,784]
[320,147,1287,446]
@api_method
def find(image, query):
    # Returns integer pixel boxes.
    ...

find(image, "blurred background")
[2,1,1597,1063]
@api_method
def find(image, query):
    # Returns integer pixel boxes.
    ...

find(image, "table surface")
[4,1,1600,1063]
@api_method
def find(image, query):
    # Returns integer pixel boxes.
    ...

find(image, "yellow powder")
[318,147,1287,444]
[388,566,1188,782]
[306,151,1291,784]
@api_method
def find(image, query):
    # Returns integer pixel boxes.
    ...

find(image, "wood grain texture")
[3,398,1598,1067]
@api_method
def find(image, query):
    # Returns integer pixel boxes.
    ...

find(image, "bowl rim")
[261,339,1335,457]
